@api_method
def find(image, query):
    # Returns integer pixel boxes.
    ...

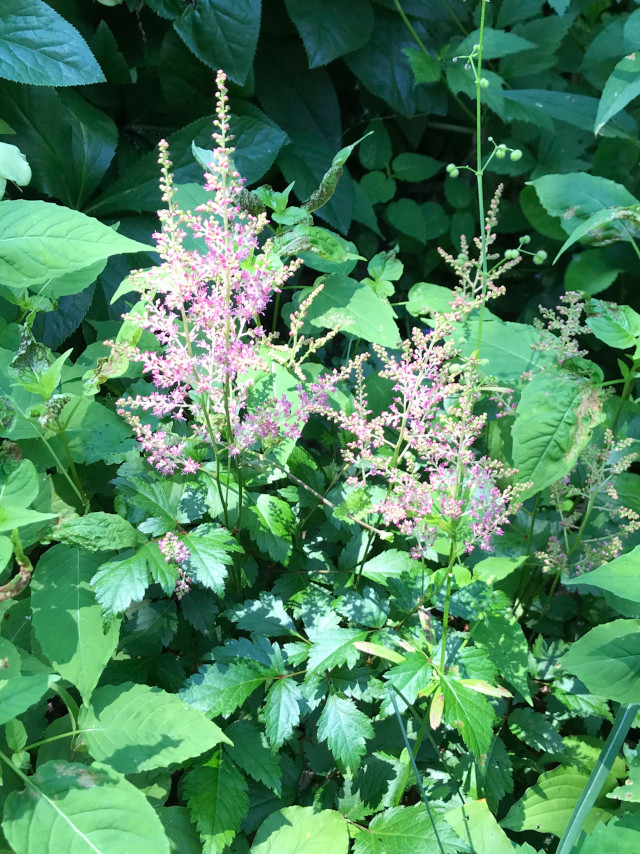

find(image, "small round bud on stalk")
[510,149,523,162]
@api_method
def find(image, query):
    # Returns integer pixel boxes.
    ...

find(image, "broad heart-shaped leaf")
[564,543,640,603]
[285,0,374,67]
[0,673,53,726]
[0,200,152,288]
[301,272,401,347]
[0,0,104,86]
[596,52,640,136]
[353,804,461,854]
[173,0,260,85]
[512,366,605,496]
[31,545,121,704]
[181,523,242,594]
[501,764,617,837]
[561,619,640,703]
[445,799,514,854]
[575,813,640,854]
[180,661,274,717]
[183,749,248,854]
[474,613,532,704]
[0,82,117,209]
[79,682,230,775]
[224,719,282,793]
[244,493,295,564]
[252,805,349,854]
[3,760,170,854]
[440,674,495,757]
[263,677,302,749]
[317,694,374,772]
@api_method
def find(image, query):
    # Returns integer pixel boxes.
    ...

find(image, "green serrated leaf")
[224,719,282,794]
[353,804,460,854]
[181,523,242,594]
[184,749,248,854]
[263,677,302,749]
[180,661,273,718]
[0,0,105,86]
[441,674,495,757]
[54,512,140,552]
[474,613,532,703]
[317,694,374,772]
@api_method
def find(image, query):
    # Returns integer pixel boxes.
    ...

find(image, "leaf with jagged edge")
[180,661,275,717]
[224,719,282,794]
[441,673,495,757]
[317,694,374,772]
[183,749,249,854]
[263,677,302,749]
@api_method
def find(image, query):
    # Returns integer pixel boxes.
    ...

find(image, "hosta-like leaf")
[183,749,248,854]
[0,673,53,726]
[180,661,274,717]
[3,761,170,854]
[317,694,373,772]
[32,545,120,703]
[80,682,230,774]
[0,200,151,288]
[0,0,104,86]
[562,619,640,703]
[285,0,374,67]
[252,805,349,854]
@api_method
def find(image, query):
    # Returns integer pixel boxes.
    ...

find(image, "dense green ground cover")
[3,1,640,852]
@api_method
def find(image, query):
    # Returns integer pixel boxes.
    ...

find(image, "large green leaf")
[0,200,151,288]
[180,661,274,717]
[441,674,495,757]
[0,0,104,86]
[0,82,117,208]
[501,764,617,837]
[0,458,38,508]
[529,173,639,236]
[562,619,640,703]
[225,719,282,793]
[474,613,532,703]
[317,694,374,772]
[512,367,605,496]
[4,761,170,853]
[300,272,401,346]
[564,544,640,603]
[173,0,261,86]
[181,523,242,594]
[91,549,150,616]
[80,682,230,774]
[285,0,374,67]
[575,813,640,853]
[184,749,248,854]
[32,545,120,703]
[445,799,514,854]
[0,673,53,726]
[263,678,302,749]
[251,806,349,854]
[498,90,636,138]
[596,53,640,136]
[352,804,460,854]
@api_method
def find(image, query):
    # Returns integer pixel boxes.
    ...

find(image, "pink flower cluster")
[116,71,308,473]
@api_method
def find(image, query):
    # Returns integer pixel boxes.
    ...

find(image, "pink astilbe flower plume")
[115,71,333,473]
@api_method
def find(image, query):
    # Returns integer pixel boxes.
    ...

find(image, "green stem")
[556,703,639,854]
[439,570,453,674]
[474,0,490,351]
[56,429,89,511]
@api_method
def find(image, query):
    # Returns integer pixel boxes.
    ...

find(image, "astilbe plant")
[114,72,338,485]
